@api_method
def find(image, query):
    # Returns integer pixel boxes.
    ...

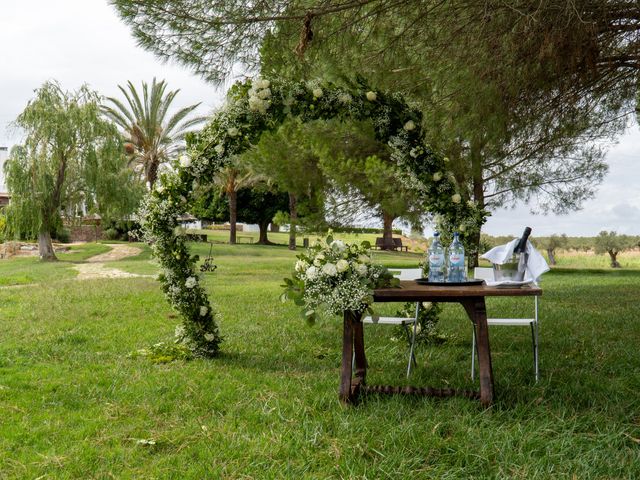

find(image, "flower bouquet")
[282,233,399,323]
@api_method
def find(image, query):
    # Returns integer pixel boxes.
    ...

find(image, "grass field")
[1,241,639,478]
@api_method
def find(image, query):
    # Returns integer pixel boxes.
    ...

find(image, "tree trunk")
[547,248,557,265]
[469,139,485,269]
[229,189,237,244]
[609,250,621,268]
[257,220,272,245]
[382,211,395,250]
[146,158,159,189]
[38,228,57,261]
[288,193,297,251]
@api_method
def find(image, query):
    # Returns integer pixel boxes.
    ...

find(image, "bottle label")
[429,253,444,265]
[449,254,464,266]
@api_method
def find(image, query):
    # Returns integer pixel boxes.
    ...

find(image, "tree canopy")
[101,78,206,188]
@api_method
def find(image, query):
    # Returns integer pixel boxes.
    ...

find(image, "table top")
[373,280,542,302]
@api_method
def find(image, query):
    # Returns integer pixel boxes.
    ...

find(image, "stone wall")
[69,225,105,243]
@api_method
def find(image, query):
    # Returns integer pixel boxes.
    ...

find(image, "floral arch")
[140,78,483,357]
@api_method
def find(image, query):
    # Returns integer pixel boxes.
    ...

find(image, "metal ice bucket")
[492,253,528,281]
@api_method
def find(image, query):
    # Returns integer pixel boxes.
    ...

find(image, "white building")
[0,146,7,192]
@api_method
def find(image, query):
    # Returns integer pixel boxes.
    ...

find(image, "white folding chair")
[362,268,423,377]
[471,267,540,382]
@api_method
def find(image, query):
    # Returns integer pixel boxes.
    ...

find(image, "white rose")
[452,193,462,204]
[355,264,368,276]
[409,148,418,158]
[312,88,323,99]
[257,88,271,99]
[336,259,349,273]
[433,171,442,181]
[185,276,197,289]
[214,144,225,155]
[459,224,466,232]
[366,91,377,101]
[179,154,191,168]
[322,263,338,277]
[331,240,346,252]
[404,120,416,131]
[295,260,309,273]
[200,306,208,317]
[305,266,318,280]
[204,333,215,342]
[422,301,433,310]
[227,127,239,137]
[358,254,371,264]
[467,200,475,208]
[256,79,270,89]
[156,185,165,193]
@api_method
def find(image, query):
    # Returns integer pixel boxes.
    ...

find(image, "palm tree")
[101,78,205,188]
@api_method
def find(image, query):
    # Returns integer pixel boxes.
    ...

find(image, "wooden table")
[340,281,542,407]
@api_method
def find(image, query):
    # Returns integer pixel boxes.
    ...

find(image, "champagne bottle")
[512,227,532,280]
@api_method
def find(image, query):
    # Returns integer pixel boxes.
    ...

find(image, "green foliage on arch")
[139,78,485,357]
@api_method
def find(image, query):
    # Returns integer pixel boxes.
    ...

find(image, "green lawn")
[0,242,639,478]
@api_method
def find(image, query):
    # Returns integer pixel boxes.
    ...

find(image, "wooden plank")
[462,298,494,407]
[374,281,541,302]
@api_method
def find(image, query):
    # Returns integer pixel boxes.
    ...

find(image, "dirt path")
[73,244,152,280]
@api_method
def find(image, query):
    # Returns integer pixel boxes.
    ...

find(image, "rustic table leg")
[352,312,367,392]
[463,298,494,407]
[339,311,355,403]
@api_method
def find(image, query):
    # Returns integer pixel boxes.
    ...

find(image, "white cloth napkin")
[481,239,550,284]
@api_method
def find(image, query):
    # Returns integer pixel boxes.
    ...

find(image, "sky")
[1,0,638,237]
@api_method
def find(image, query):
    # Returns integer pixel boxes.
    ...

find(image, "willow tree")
[4,81,140,260]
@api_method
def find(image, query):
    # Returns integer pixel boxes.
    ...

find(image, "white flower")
[156,185,165,193]
[404,120,416,131]
[433,171,442,181]
[366,91,377,101]
[295,260,309,273]
[355,264,368,276]
[409,148,419,158]
[204,333,215,342]
[358,254,371,264]
[331,240,346,252]
[175,324,185,338]
[322,263,338,277]
[179,154,191,168]
[200,306,208,317]
[185,276,197,289]
[227,127,239,137]
[467,200,475,208]
[336,259,349,273]
[255,78,270,89]
[422,301,433,310]
[257,88,271,100]
[338,93,352,104]
[214,144,225,155]
[452,193,462,204]
[312,87,323,99]
[459,224,466,232]
[443,157,450,163]
[305,266,318,280]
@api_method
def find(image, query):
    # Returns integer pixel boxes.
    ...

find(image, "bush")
[53,228,71,243]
